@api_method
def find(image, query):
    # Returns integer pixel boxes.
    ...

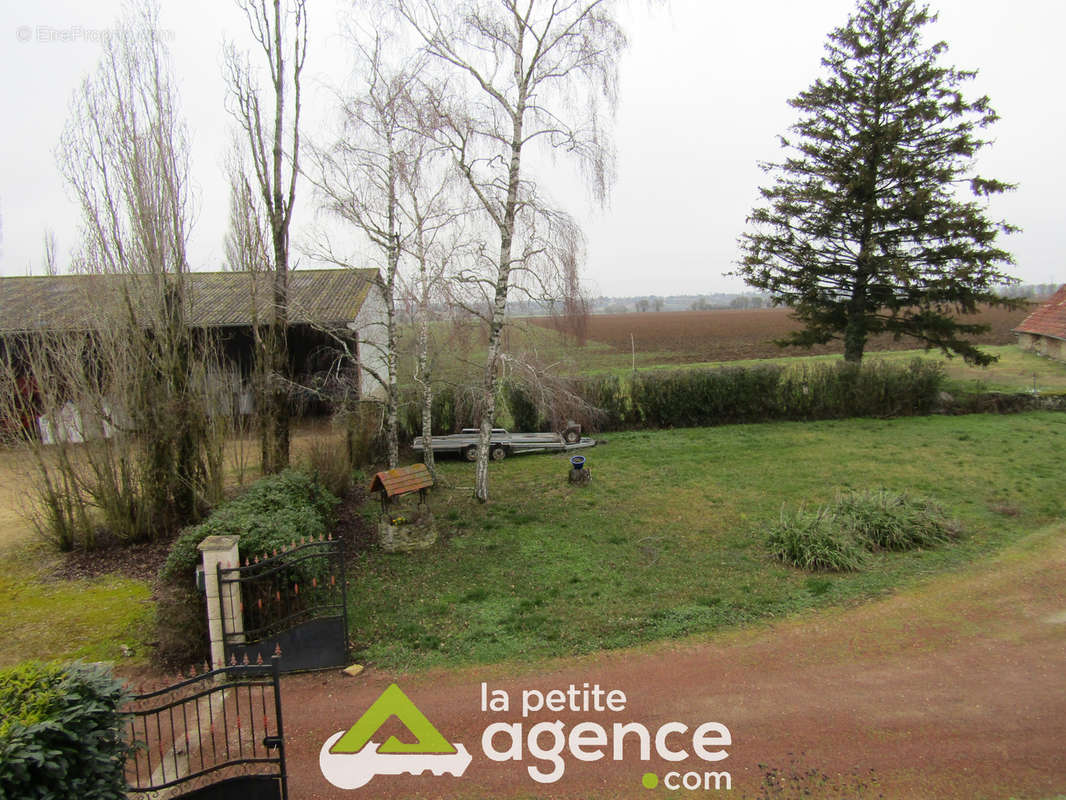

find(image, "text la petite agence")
[478,682,731,784]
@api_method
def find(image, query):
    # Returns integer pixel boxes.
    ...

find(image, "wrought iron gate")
[125,657,287,800]
[217,536,349,672]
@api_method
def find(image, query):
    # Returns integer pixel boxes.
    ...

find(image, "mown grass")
[346,411,1066,671]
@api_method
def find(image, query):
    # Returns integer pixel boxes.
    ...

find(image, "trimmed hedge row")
[396,360,944,441]
[571,359,944,432]
[0,661,129,799]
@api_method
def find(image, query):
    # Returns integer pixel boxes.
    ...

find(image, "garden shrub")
[0,661,129,799]
[161,469,338,581]
[834,489,958,551]
[302,434,354,497]
[156,469,339,666]
[505,382,547,432]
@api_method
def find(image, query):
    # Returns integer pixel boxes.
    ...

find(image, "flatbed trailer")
[412,428,596,461]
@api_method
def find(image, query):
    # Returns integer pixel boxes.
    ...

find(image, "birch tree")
[391,0,628,501]
[226,0,307,472]
[399,149,467,478]
[308,39,417,468]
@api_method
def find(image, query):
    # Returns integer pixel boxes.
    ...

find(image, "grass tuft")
[767,489,960,571]
[766,506,869,572]
[835,489,958,552]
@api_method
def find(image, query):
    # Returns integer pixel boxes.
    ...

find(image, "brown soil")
[531,304,1035,365]
[278,524,1066,799]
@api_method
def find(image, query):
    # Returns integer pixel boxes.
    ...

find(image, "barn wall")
[1016,333,1066,363]
[350,281,388,402]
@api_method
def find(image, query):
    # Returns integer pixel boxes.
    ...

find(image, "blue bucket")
[570,455,586,469]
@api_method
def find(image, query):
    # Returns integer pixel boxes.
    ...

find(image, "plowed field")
[533,304,1032,365]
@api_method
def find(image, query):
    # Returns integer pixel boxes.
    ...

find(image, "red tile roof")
[1014,285,1066,342]
[369,464,434,498]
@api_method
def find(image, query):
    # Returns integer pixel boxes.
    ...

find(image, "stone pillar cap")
[197,534,240,552]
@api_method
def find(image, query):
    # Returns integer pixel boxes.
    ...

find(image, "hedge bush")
[0,661,129,799]
[571,359,944,432]
[392,359,943,444]
[161,469,338,582]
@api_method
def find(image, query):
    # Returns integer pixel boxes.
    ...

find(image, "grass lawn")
[347,411,1066,672]
[0,543,154,669]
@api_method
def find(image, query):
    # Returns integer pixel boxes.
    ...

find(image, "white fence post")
[198,535,243,671]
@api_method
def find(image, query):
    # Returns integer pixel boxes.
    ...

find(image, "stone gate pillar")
[198,535,242,671]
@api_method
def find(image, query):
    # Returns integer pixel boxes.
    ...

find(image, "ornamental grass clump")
[767,490,958,571]
[834,489,958,552]
[766,506,869,572]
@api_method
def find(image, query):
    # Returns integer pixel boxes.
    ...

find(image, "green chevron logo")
[319,684,471,790]
[330,684,456,754]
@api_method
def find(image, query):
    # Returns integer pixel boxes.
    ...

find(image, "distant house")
[0,269,388,416]
[1013,285,1066,363]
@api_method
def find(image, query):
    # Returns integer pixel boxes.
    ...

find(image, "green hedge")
[0,661,129,799]
[393,360,943,443]
[573,359,944,432]
[161,469,339,582]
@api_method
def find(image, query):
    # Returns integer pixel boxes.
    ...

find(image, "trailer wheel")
[490,445,507,461]
[464,445,478,462]
[562,427,581,444]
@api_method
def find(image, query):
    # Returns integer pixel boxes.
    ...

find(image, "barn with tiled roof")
[1013,285,1066,362]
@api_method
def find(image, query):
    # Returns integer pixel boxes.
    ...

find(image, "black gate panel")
[219,537,348,672]
[125,658,287,800]
[174,774,284,800]
[226,615,347,672]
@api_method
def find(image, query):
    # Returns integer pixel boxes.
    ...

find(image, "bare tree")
[36,0,224,539]
[224,146,273,481]
[400,155,469,478]
[391,0,628,501]
[308,37,418,469]
[42,229,59,276]
[226,0,307,473]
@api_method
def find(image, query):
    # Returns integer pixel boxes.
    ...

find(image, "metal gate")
[125,657,287,800]
[218,537,348,672]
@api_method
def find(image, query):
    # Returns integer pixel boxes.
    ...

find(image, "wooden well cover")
[368,463,434,498]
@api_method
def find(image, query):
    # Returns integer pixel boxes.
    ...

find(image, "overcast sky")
[1,0,1063,297]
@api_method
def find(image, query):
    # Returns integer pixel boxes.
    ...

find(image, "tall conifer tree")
[737,0,1020,364]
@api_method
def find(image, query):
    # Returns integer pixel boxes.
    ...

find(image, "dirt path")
[280,523,1066,799]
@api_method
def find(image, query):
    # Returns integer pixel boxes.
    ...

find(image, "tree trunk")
[263,231,290,473]
[415,236,435,478]
[384,148,400,470]
[473,82,527,502]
